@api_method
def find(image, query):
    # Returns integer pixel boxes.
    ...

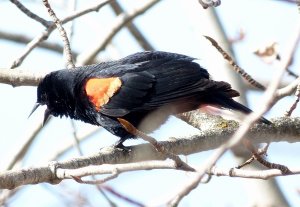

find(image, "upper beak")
[28,103,41,118]
[28,103,51,126]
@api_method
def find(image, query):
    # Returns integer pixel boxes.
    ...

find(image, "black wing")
[98,51,236,117]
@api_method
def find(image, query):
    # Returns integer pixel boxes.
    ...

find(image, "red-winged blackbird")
[30,51,271,149]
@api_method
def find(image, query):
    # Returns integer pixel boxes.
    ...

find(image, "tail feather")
[209,96,272,125]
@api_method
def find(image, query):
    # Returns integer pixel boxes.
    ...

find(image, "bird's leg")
[117,118,162,150]
[114,138,131,152]
[117,118,195,172]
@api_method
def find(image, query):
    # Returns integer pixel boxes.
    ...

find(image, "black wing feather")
[100,52,213,117]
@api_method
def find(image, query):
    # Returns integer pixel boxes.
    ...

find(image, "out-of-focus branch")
[5,122,45,170]
[0,189,17,206]
[109,1,154,51]
[0,117,299,189]
[101,185,144,207]
[0,30,72,55]
[273,0,297,3]
[198,0,221,9]
[76,0,161,66]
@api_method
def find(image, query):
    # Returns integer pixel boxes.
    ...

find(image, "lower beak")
[28,103,51,126]
[43,108,51,126]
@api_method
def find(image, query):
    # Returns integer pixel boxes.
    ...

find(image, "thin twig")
[102,185,144,207]
[69,121,116,207]
[10,30,54,69]
[253,153,291,174]
[42,0,75,69]
[285,84,300,116]
[5,122,45,170]
[109,1,154,51]
[204,35,266,90]
[58,160,178,180]
[62,0,113,23]
[9,0,112,68]
[9,0,50,27]
[241,139,291,173]
[287,69,299,78]
[282,22,300,116]
[209,166,300,179]
[236,144,269,169]
[70,121,84,156]
[0,30,73,55]
[49,127,101,160]
[72,172,119,185]
[275,76,300,101]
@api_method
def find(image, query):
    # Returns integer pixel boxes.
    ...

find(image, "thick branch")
[0,117,299,189]
[0,69,45,86]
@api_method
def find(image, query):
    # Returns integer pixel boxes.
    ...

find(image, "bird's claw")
[114,140,132,152]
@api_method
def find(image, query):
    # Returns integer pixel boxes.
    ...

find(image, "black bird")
[30,51,271,149]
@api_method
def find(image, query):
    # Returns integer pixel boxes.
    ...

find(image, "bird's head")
[29,70,77,125]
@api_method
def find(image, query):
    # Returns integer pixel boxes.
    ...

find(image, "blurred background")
[0,0,299,206]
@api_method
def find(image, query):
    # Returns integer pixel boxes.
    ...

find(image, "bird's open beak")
[28,103,51,126]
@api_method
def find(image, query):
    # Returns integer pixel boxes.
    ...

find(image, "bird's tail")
[208,96,272,125]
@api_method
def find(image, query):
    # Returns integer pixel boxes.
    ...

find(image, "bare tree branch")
[9,0,113,68]
[0,30,69,55]
[42,0,75,69]
[285,83,300,116]
[168,20,300,206]
[9,0,50,27]
[102,185,144,207]
[204,35,266,90]
[62,160,176,180]
[5,122,45,170]
[0,69,45,86]
[209,166,300,179]
[0,117,299,190]
[109,1,155,51]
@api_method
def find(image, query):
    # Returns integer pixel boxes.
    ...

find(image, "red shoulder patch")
[84,77,122,111]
